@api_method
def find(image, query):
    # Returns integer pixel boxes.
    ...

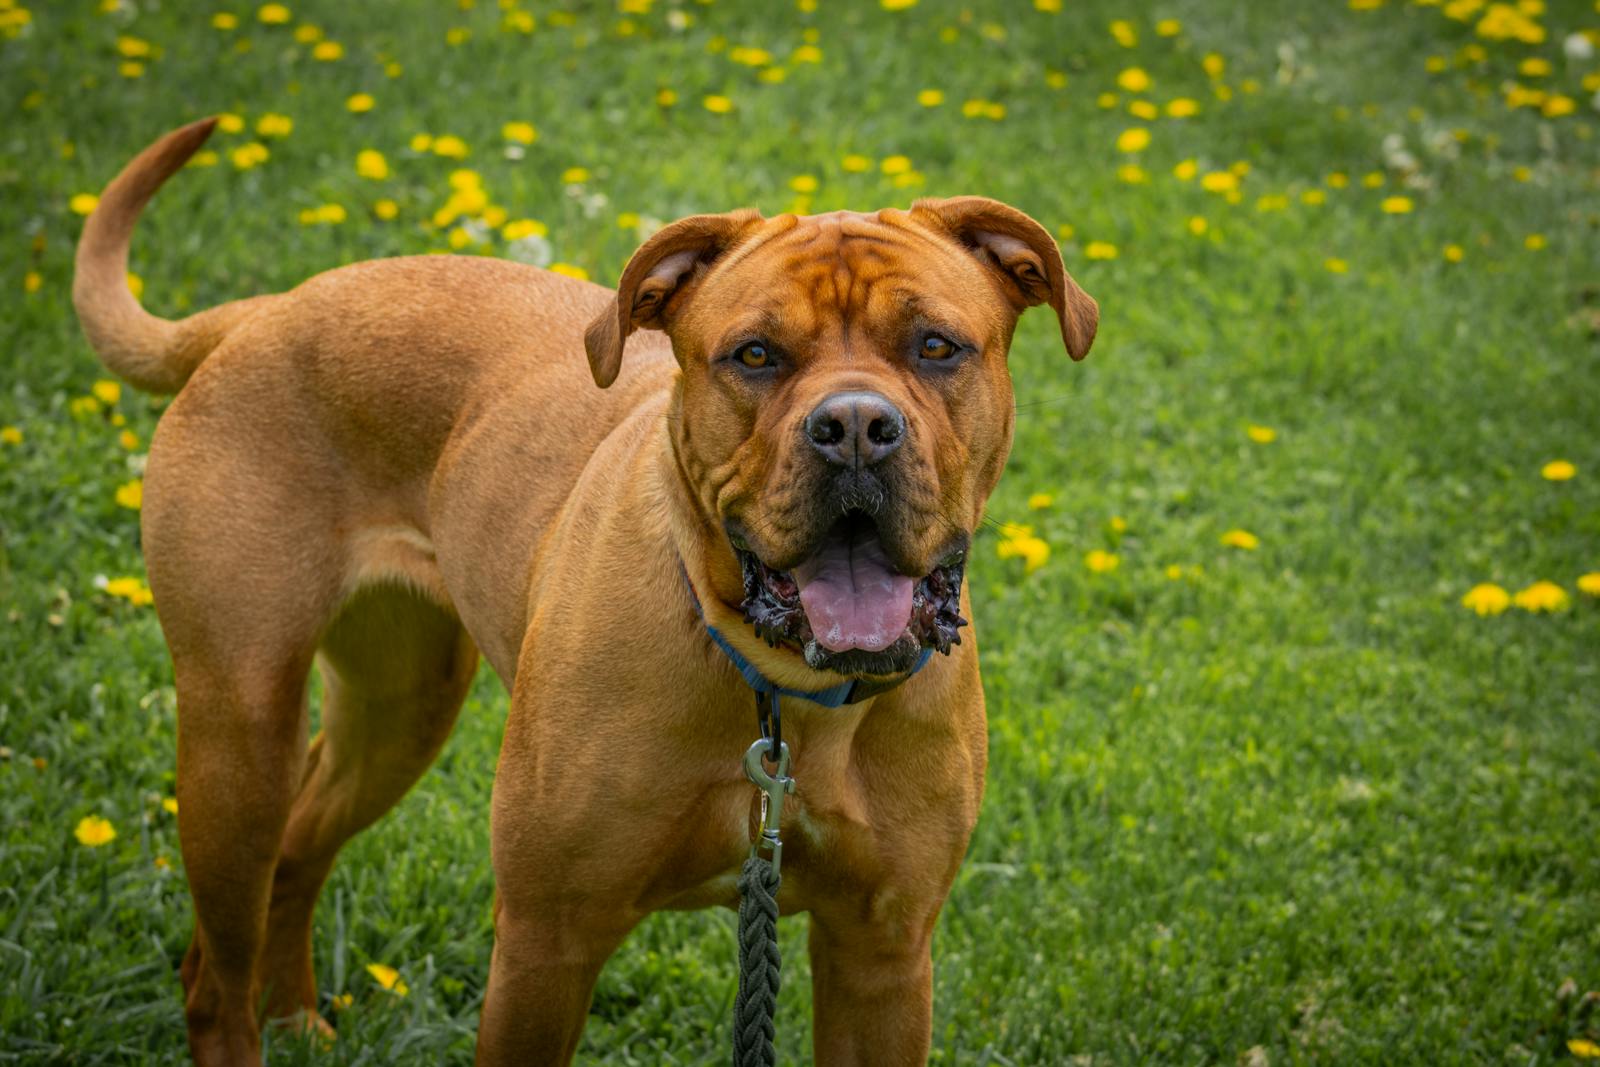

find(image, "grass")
[3,0,1599,1063]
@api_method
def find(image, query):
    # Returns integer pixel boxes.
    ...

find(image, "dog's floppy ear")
[584,209,763,388]
[909,196,1098,361]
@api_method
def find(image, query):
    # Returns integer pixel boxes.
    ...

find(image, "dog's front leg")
[807,901,941,1066]
[474,895,633,1066]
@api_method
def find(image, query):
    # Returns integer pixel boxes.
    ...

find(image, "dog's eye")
[735,342,772,369]
[920,335,958,360]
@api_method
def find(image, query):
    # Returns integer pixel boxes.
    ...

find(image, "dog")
[73,118,1097,1065]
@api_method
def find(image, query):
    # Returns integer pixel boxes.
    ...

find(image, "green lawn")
[3,0,1599,1063]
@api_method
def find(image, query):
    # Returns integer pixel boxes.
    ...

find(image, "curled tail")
[73,118,278,394]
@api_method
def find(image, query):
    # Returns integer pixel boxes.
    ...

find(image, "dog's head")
[586,197,1097,678]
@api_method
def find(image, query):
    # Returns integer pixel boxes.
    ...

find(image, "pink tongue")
[792,531,914,653]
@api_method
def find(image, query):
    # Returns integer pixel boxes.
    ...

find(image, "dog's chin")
[801,633,925,677]
[730,511,968,680]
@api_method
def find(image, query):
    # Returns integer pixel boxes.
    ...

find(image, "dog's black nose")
[803,391,906,468]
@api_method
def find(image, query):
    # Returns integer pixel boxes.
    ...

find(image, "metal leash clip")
[742,739,795,877]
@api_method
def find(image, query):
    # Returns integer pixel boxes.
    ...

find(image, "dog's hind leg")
[254,581,478,1028]
[165,616,323,1067]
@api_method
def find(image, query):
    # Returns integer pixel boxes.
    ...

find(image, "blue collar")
[682,565,933,707]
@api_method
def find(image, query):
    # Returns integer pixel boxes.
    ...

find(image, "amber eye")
[920,334,957,360]
[735,342,773,369]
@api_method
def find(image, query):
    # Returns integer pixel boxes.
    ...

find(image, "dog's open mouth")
[736,512,967,675]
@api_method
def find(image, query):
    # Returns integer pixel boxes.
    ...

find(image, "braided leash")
[732,855,781,1066]
[733,691,793,1066]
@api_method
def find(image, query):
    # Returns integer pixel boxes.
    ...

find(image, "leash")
[677,563,933,1066]
[734,702,790,1067]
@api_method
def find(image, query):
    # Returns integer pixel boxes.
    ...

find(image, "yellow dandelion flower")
[881,0,917,8]
[188,150,219,168]
[1045,70,1067,89]
[1513,581,1568,613]
[1441,244,1464,263]
[311,40,343,60]
[790,174,818,193]
[292,23,321,44]
[1166,97,1200,118]
[656,88,678,107]
[1461,582,1510,615]
[24,271,42,294]
[1109,19,1137,47]
[1202,52,1225,78]
[365,963,409,996]
[1084,550,1120,573]
[1173,159,1198,181]
[355,149,388,180]
[1,426,22,445]
[1027,493,1053,510]
[1518,56,1551,76]
[345,93,375,114]
[1220,529,1259,550]
[256,112,292,137]
[792,44,822,63]
[1165,563,1186,580]
[257,3,290,25]
[92,379,121,406]
[917,89,944,107]
[560,166,590,184]
[702,94,733,114]
[1116,127,1151,153]
[880,155,912,175]
[1084,241,1118,260]
[119,429,139,449]
[230,142,270,169]
[216,112,245,133]
[502,219,548,240]
[1569,1038,1600,1059]
[502,121,537,144]
[373,198,399,220]
[1117,67,1151,92]
[1361,171,1385,188]
[126,272,143,299]
[1127,99,1158,120]
[213,13,239,30]
[1200,171,1238,193]
[1324,257,1349,274]
[70,193,99,216]
[1034,0,1061,10]
[1301,189,1327,205]
[1246,424,1276,443]
[1117,164,1148,184]
[1524,233,1545,250]
[1575,573,1600,597]
[841,154,872,173]
[549,263,589,281]
[1056,223,1075,240]
[75,815,117,847]
[69,396,102,417]
[1381,196,1414,214]
[432,135,468,159]
[331,992,353,1011]
[1541,459,1575,481]
[116,35,152,57]
[115,479,143,509]
[161,797,178,815]
[104,576,153,604]
[1187,216,1208,236]
[1156,18,1181,35]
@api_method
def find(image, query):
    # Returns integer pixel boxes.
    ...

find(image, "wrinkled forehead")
[692,210,1005,346]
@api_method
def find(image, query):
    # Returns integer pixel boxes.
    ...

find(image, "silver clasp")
[743,739,796,876]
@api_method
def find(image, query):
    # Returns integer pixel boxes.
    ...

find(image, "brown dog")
[73,119,1097,1065]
